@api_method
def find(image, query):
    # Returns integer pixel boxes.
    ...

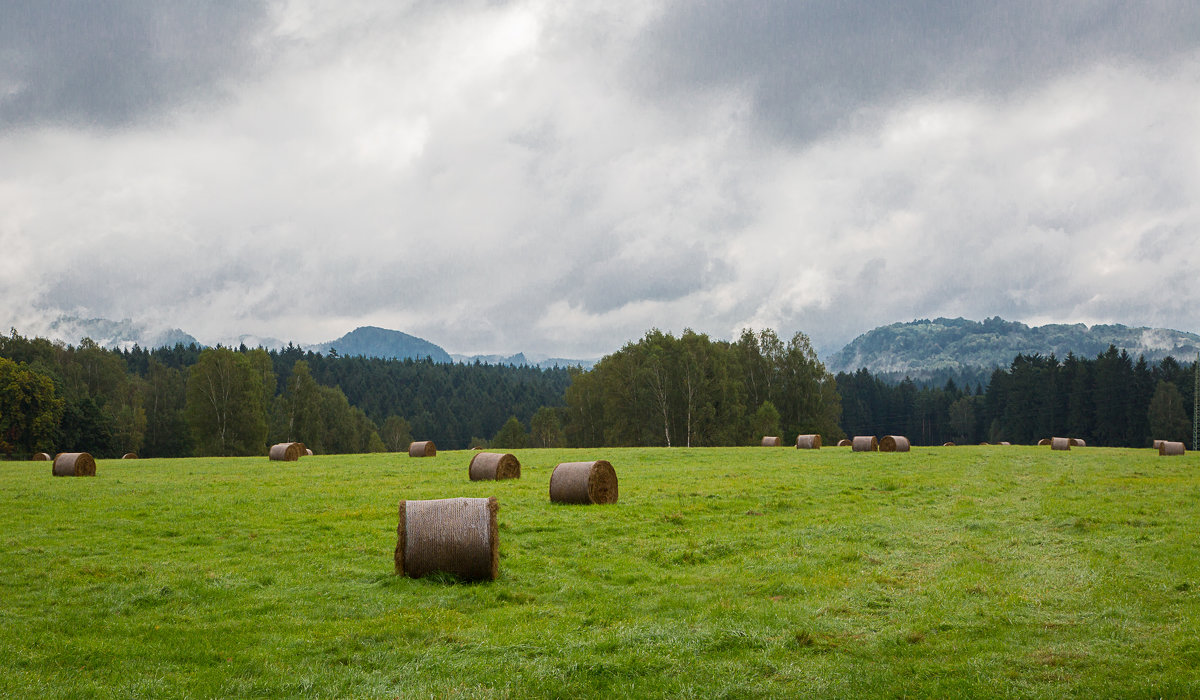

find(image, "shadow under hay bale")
[269,442,303,461]
[761,436,782,447]
[410,441,436,457]
[1038,438,1051,446]
[795,434,821,449]
[31,452,52,461]
[851,436,878,452]
[469,452,520,481]
[1159,441,1185,456]
[837,439,851,447]
[880,435,910,452]
[1069,438,1086,447]
[1051,437,1070,451]
[122,452,137,459]
[53,452,96,477]
[395,496,498,581]
[550,461,618,504]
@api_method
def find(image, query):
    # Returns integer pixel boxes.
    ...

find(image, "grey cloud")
[0,0,269,129]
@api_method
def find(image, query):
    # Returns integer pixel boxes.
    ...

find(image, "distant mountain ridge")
[825,317,1200,383]
[309,326,452,363]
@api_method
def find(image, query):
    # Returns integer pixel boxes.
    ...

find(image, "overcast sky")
[3,1,1199,358]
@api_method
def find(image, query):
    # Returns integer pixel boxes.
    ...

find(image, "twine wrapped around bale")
[122,452,137,459]
[269,442,303,461]
[395,496,498,581]
[837,439,852,447]
[1037,438,1051,446]
[1051,437,1071,451]
[851,436,878,452]
[550,461,618,505]
[943,442,956,447]
[410,441,436,457]
[469,452,521,481]
[795,434,822,449]
[880,435,910,452]
[1069,438,1086,447]
[52,452,96,477]
[31,452,52,461]
[1159,441,1185,456]
[761,436,782,447]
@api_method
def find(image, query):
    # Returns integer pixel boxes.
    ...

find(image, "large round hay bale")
[269,442,303,461]
[395,496,498,581]
[1037,438,1051,446]
[1051,437,1071,451]
[1152,439,1165,450]
[837,439,851,447]
[880,435,910,452]
[1069,438,1086,447]
[469,452,521,481]
[122,452,138,459]
[851,436,878,452]
[52,452,96,477]
[550,461,618,504]
[31,452,52,461]
[1159,441,1185,456]
[761,436,782,447]
[795,434,822,449]
[410,440,436,457]
[943,442,956,447]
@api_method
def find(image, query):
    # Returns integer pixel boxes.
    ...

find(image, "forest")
[1,327,1195,458]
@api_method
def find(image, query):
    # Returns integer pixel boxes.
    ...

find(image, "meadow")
[2,445,1199,698]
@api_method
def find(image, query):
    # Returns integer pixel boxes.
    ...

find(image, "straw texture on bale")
[269,442,303,461]
[795,434,822,449]
[550,461,618,505]
[1152,439,1165,450]
[943,442,956,447]
[1037,438,1051,446]
[1159,441,1185,456]
[837,439,852,447]
[852,436,878,452]
[1069,438,1086,447]
[469,452,521,481]
[409,440,436,457]
[122,452,137,459]
[52,452,96,477]
[395,496,498,581]
[1051,437,1071,451]
[880,435,910,452]
[761,436,782,447]
[31,452,52,461]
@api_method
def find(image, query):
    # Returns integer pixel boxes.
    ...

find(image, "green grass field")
[3,446,1199,698]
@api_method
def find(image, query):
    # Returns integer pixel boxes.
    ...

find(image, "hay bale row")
[269,442,304,461]
[53,452,96,477]
[550,460,618,504]
[879,435,910,452]
[1159,441,1185,456]
[395,496,498,581]
[761,436,782,447]
[469,452,520,481]
[409,440,436,457]
[795,434,821,449]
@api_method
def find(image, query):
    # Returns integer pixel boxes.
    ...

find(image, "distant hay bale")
[395,496,498,581]
[269,442,303,461]
[879,435,910,452]
[305,448,314,456]
[837,439,852,447]
[1069,438,1086,447]
[761,436,782,447]
[1037,438,1051,446]
[1159,441,1185,456]
[1152,439,1165,450]
[31,452,52,461]
[979,442,990,446]
[122,452,137,459]
[943,442,956,447]
[851,436,878,452]
[52,452,96,477]
[795,434,822,449]
[998,441,1011,446]
[550,461,618,505]
[1051,437,1071,451]
[469,452,521,481]
[409,440,437,457]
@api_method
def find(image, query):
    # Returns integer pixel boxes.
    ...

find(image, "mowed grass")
[3,446,1200,698]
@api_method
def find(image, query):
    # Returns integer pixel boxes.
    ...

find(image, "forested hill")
[308,326,453,363]
[825,317,1200,385]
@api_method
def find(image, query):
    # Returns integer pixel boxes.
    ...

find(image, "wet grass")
[2,445,1199,698]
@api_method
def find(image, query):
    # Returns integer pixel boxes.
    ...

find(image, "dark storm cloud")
[0,0,269,129]
[635,0,1200,140]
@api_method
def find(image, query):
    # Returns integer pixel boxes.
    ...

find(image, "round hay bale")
[1069,438,1086,447]
[305,448,314,456]
[31,452,52,461]
[998,441,1011,446]
[52,452,96,477]
[469,452,521,481]
[409,440,436,457]
[550,461,618,505]
[1159,441,1185,456]
[851,435,878,452]
[879,435,910,452]
[1051,437,1071,451]
[761,436,782,447]
[1152,439,1165,450]
[122,452,138,459]
[269,442,303,461]
[795,434,822,449]
[395,496,498,581]
[943,442,956,447]
[979,442,990,446]
[1037,438,1051,446]
[836,439,851,447]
